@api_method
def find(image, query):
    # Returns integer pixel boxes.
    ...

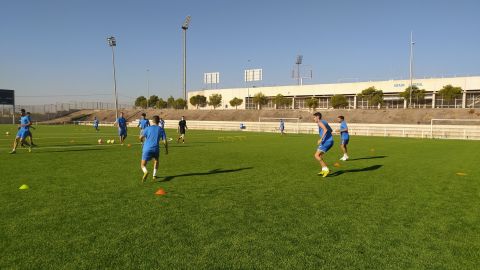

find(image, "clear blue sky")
[1,0,479,104]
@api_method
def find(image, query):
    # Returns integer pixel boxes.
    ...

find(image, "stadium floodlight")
[107,36,119,120]
[182,16,191,104]
[295,55,303,65]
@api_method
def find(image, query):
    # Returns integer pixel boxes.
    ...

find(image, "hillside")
[39,108,480,125]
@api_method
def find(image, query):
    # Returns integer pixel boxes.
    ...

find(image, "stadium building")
[188,76,480,110]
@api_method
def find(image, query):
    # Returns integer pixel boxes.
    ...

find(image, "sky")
[1,0,479,105]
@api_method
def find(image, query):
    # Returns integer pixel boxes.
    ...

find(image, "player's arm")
[161,131,168,154]
[317,121,327,144]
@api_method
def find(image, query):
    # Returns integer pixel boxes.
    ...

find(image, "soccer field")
[0,124,479,269]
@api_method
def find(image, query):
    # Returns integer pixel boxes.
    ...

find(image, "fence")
[71,120,480,140]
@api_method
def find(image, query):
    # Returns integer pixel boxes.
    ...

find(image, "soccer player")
[177,116,187,143]
[159,118,165,129]
[10,109,32,154]
[115,112,128,145]
[93,117,99,132]
[139,115,168,181]
[313,112,334,177]
[279,119,285,135]
[137,113,150,136]
[336,116,349,161]
[21,112,37,147]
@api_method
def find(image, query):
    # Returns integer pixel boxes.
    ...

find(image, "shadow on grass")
[160,167,254,182]
[347,156,387,161]
[328,165,383,177]
[34,148,106,154]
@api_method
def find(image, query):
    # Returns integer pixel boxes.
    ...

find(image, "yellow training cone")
[19,184,29,190]
[456,172,467,176]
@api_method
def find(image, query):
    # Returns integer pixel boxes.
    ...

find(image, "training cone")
[127,144,131,147]
[456,172,467,176]
[19,184,29,190]
[333,162,341,168]
[155,188,166,196]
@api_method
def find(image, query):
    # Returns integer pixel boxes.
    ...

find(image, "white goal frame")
[430,118,480,139]
[258,117,301,134]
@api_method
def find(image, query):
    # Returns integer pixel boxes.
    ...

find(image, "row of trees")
[134,85,463,110]
[134,95,186,109]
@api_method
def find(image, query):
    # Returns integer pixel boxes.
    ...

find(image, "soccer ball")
[110,140,115,144]
[98,139,103,144]
[167,137,173,142]
[5,132,9,136]
[106,140,111,144]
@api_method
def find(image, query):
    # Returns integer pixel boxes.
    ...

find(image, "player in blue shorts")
[115,112,128,145]
[10,109,32,154]
[313,112,334,177]
[139,115,168,182]
[279,119,285,135]
[137,113,150,137]
[336,116,349,161]
[93,117,99,132]
[21,112,37,147]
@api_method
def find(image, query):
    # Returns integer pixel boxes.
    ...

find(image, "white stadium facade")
[188,76,480,110]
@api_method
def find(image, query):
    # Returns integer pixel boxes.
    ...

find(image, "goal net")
[258,117,301,134]
[430,118,480,140]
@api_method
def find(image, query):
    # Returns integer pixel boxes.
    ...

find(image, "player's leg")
[152,155,159,180]
[29,132,36,147]
[181,133,185,143]
[10,137,20,153]
[141,159,149,182]
[341,139,349,160]
[315,150,329,177]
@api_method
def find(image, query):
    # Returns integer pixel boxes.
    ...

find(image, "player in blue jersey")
[313,112,334,177]
[279,119,285,135]
[139,115,168,182]
[93,117,99,132]
[137,113,150,137]
[21,112,37,147]
[115,112,128,145]
[336,116,350,161]
[10,109,32,154]
[159,117,165,129]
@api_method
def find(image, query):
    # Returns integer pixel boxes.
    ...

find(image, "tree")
[252,92,268,110]
[175,98,187,109]
[438,84,462,102]
[306,98,319,110]
[274,94,286,109]
[400,85,426,103]
[189,95,207,109]
[359,86,384,107]
[167,96,176,109]
[208,94,222,109]
[156,98,167,109]
[229,97,243,109]
[331,94,349,109]
[135,96,147,109]
[148,95,159,108]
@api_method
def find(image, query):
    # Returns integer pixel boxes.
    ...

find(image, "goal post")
[430,118,480,140]
[258,117,301,134]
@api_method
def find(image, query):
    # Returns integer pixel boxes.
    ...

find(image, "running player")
[115,112,128,145]
[93,117,99,132]
[137,113,150,137]
[280,119,285,135]
[139,115,168,182]
[177,116,187,143]
[21,112,37,147]
[313,112,334,177]
[336,116,349,161]
[10,109,32,154]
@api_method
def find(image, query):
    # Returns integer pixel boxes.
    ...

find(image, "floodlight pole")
[182,16,191,105]
[107,36,119,120]
[409,31,415,108]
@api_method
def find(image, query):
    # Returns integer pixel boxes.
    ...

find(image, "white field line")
[0,142,143,151]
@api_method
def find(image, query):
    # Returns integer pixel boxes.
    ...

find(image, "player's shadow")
[328,165,383,177]
[160,167,253,182]
[347,156,387,161]
[34,148,106,154]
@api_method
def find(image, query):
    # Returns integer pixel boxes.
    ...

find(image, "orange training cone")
[155,188,166,196]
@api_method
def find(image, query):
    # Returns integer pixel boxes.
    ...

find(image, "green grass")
[0,124,479,269]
